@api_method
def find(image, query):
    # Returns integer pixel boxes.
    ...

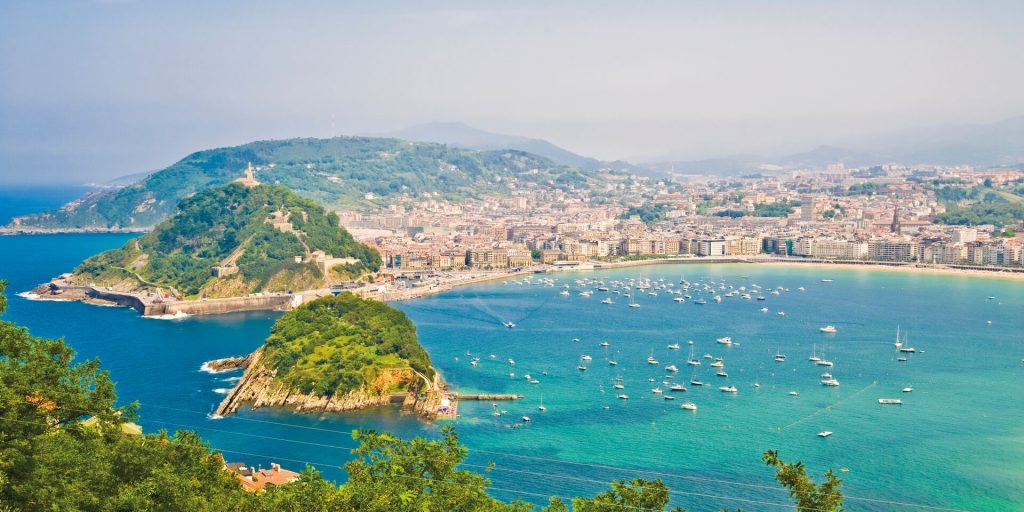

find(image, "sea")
[1,187,1022,511]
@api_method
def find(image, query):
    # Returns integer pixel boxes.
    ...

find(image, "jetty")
[453,394,522,401]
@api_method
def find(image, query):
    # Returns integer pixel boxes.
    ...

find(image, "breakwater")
[29,281,302,317]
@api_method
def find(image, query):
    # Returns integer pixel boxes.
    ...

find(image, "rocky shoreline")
[211,351,443,420]
[201,355,252,373]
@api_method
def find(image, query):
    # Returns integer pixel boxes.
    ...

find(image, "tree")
[568,479,684,512]
[339,425,530,512]
[762,450,844,512]
[0,279,245,511]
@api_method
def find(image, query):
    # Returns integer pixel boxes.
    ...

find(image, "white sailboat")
[898,329,916,353]
[808,344,821,362]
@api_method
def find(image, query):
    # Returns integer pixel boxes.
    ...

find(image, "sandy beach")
[750,257,1024,281]
[378,256,1024,303]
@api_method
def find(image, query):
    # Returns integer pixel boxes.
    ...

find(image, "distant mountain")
[646,115,1024,175]
[860,115,1024,166]
[773,145,881,168]
[381,122,638,172]
[72,183,381,297]
[639,156,764,177]
[6,136,604,231]
[93,170,156,188]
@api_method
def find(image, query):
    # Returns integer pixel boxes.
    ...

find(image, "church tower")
[235,162,260,187]
[890,206,901,234]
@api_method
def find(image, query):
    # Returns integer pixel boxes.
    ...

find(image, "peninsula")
[212,293,446,419]
[28,180,381,316]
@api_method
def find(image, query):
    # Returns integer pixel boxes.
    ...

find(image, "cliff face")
[214,350,437,419]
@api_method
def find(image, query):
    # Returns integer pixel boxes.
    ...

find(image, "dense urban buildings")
[341,165,1024,274]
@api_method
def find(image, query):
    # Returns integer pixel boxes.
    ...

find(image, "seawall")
[29,281,302,317]
[145,294,294,317]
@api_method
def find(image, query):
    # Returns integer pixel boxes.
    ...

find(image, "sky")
[1,0,1023,184]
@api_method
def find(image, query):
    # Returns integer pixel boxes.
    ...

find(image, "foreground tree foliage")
[0,279,246,511]
[561,479,682,512]
[763,450,844,512]
[0,281,843,511]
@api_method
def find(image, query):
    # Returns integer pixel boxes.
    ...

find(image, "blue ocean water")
[0,185,96,225]
[1,189,1022,510]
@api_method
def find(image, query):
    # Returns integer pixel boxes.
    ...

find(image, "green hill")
[8,136,604,231]
[72,183,380,297]
[261,293,433,397]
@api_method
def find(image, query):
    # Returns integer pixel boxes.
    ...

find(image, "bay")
[1,190,1021,510]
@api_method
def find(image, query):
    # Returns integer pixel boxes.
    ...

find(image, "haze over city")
[2,0,1023,184]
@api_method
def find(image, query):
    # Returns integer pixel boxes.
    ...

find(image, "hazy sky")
[2,0,1022,183]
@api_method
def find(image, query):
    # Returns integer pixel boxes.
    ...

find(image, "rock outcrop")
[214,350,439,419]
[201,355,252,373]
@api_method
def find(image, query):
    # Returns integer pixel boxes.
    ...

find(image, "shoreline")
[383,256,1024,303]
[24,256,1022,318]
[376,271,522,302]
[749,257,1024,281]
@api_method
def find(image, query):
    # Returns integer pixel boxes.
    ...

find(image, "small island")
[213,293,449,419]
[28,178,381,317]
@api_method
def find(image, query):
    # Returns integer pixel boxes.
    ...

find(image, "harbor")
[4,231,1023,511]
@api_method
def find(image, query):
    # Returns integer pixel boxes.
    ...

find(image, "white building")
[698,239,726,256]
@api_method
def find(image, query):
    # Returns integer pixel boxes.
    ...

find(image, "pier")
[453,393,522,401]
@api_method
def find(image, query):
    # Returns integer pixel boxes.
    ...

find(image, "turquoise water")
[2,191,1023,510]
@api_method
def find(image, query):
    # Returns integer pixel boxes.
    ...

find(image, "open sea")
[1,188,1022,511]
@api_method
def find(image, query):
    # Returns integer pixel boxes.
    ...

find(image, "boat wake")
[780,380,878,431]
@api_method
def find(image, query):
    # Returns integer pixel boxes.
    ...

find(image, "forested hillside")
[72,183,380,297]
[7,136,604,231]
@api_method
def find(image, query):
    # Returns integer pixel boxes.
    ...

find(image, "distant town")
[343,163,1024,291]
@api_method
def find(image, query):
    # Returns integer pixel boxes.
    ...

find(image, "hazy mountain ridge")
[643,116,1024,177]
[379,122,643,172]
[6,136,603,231]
